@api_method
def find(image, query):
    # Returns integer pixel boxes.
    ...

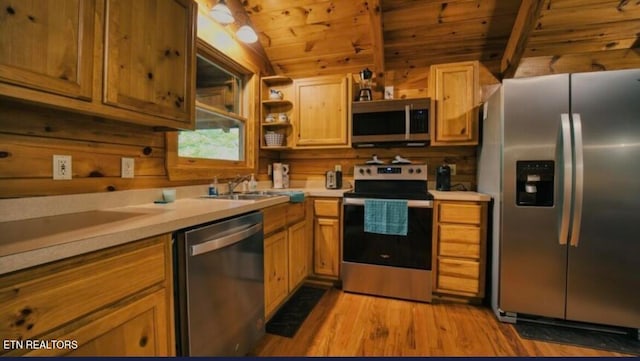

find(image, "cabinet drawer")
[437,258,480,294]
[438,258,479,279]
[439,202,482,224]
[439,241,480,259]
[438,224,480,258]
[439,224,480,244]
[314,199,340,217]
[286,202,305,224]
[437,274,480,294]
[263,203,287,235]
[0,235,168,343]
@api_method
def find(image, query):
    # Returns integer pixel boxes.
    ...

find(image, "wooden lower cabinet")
[264,230,289,317]
[0,234,175,356]
[288,220,309,292]
[262,201,311,319]
[433,200,488,301]
[313,198,341,278]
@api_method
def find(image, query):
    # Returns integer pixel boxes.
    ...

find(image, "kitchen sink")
[201,191,285,201]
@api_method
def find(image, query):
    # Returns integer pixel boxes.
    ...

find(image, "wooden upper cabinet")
[0,0,196,129]
[294,74,350,148]
[429,61,479,146]
[0,0,95,100]
[104,0,196,124]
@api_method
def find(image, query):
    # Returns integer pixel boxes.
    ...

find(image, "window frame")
[166,38,258,181]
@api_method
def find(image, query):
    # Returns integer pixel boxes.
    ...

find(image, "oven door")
[342,197,433,270]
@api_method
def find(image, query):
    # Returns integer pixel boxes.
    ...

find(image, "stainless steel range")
[342,163,433,302]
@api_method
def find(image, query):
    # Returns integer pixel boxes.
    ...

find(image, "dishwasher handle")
[190,223,262,257]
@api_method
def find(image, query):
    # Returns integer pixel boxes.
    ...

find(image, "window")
[166,39,258,181]
[178,54,246,161]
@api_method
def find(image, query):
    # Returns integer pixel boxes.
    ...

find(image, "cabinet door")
[430,61,479,145]
[264,231,288,317]
[295,75,349,147]
[104,0,195,124]
[0,0,95,100]
[0,237,167,346]
[23,289,173,356]
[288,220,309,291]
[436,258,481,294]
[314,217,340,277]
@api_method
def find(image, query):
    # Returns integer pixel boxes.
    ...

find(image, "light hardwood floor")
[252,287,630,357]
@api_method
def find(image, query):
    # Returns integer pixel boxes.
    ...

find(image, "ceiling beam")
[500,0,545,79]
[367,0,385,76]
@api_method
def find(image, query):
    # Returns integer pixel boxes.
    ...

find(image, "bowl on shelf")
[265,132,285,146]
[265,113,275,122]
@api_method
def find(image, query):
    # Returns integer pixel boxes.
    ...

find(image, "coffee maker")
[357,68,373,101]
[436,164,451,191]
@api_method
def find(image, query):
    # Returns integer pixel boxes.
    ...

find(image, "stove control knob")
[408,168,414,174]
[359,168,365,175]
[415,168,422,174]
[366,168,372,174]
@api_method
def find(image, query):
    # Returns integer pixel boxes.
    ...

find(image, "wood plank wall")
[272,63,501,192]
[0,100,199,198]
[0,63,496,198]
[279,146,478,191]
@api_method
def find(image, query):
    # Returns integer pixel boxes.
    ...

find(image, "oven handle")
[343,197,433,208]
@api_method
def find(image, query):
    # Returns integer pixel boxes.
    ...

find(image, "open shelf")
[261,75,294,149]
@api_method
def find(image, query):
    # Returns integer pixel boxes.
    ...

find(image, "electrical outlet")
[449,164,457,176]
[53,155,72,180]
[121,157,134,178]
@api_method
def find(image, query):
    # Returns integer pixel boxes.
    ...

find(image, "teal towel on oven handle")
[364,199,408,236]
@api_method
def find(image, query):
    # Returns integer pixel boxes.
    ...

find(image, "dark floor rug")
[514,321,640,355]
[266,285,327,338]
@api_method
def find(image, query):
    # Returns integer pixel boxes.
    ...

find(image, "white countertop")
[429,190,491,202]
[0,184,351,275]
[0,184,489,275]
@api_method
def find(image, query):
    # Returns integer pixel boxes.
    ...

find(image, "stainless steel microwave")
[351,98,430,148]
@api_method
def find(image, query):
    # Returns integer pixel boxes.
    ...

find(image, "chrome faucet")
[227,174,252,194]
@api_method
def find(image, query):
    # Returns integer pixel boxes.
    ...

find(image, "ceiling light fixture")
[210,0,234,25]
[236,24,258,43]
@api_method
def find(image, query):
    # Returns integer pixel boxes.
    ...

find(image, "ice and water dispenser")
[516,160,554,207]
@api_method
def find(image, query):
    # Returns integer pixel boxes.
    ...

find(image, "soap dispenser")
[249,174,258,192]
[209,177,219,196]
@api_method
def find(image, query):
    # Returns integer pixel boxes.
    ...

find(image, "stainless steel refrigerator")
[478,68,640,331]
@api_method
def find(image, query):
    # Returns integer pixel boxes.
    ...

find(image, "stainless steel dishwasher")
[174,211,264,356]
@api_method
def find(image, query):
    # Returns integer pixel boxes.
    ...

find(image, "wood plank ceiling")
[238,0,640,79]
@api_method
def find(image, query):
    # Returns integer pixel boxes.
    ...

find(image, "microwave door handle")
[405,104,411,139]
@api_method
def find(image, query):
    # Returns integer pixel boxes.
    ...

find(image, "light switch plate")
[449,164,457,176]
[53,155,72,180]
[121,157,134,178]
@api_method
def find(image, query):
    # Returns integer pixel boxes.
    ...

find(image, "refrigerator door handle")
[570,113,584,247]
[559,113,573,245]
